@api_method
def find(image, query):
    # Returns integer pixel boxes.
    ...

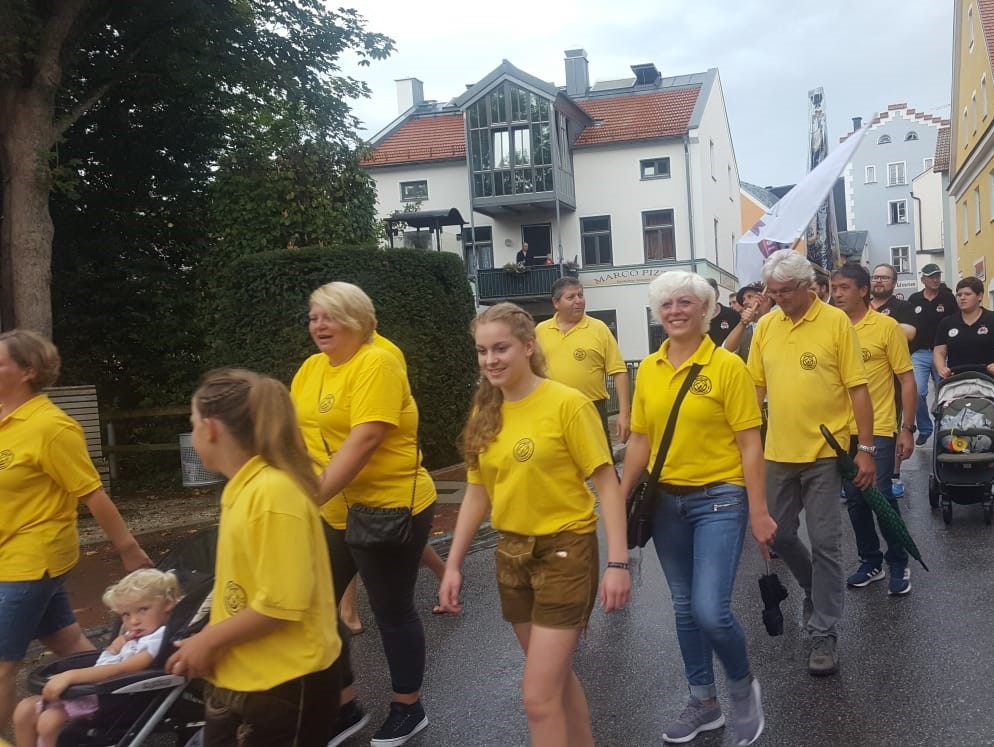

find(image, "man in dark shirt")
[906,264,957,445]
[870,264,916,337]
[706,277,740,345]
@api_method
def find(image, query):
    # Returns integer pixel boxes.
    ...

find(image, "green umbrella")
[820,424,929,572]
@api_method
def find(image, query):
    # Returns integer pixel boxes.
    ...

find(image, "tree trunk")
[0,89,56,336]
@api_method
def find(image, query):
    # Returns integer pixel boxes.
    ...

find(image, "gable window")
[905,131,919,141]
[887,162,906,186]
[888,200,908,225]
[400,180,428,202]
[878,134,892,145]
[640,157,671,179]
[643,209,676,261]
[890,246,910,274]
[924,157,935,172]
[580,216,613,266]
[865,165,877,184]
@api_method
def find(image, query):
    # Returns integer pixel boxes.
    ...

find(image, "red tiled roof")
[979,0,994,72]
[574,87,700,146]
[362,114,465,167]
[934,126,950,172]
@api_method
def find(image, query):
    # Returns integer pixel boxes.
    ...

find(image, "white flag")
[735,127,867,285]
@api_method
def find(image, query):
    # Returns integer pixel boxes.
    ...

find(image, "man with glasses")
[747,249,875,677]
[906,264,957,445]
[870,264,916,342]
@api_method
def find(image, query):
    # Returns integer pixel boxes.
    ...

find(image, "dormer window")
[878,135,892,144]
[905,132,919,141]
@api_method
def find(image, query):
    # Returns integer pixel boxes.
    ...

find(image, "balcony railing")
[476,264,579,304]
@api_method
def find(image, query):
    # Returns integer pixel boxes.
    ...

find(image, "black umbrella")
[820,424,929,571]
[758,559,789,636]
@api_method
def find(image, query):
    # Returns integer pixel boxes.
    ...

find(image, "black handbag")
[343,439,420,551]
[626,363,702,549]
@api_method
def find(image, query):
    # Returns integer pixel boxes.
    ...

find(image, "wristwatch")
[856,443,878,456]
[901,424,917,434]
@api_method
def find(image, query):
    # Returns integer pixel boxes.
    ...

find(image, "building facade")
[950,0,994,300]
[362,51,741,359]
[842,105,949,296]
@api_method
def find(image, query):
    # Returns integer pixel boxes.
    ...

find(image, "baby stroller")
[928,368,994,525]
[26,528,218,746]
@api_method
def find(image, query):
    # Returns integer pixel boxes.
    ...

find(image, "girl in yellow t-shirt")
[165,369,340,747]
[437,303,630,747]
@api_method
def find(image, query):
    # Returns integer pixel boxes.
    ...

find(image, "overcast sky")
[339,0,954,187]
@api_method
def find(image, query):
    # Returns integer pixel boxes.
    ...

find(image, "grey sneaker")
[808,635,839,676]
[730,678,765,746]
[662,697,725,743]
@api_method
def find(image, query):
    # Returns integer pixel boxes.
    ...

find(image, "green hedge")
[209,247,478,468]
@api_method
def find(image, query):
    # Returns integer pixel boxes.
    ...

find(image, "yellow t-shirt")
[466,378,610,536]
[209,456,340,692]
[631,336,762,487]
[0,395,102,581]
[535,314,626,401]
[290,344,435,529]
[748,294,868,462]
[848,309,913,437]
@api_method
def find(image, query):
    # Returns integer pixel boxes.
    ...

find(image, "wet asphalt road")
[344,442,994,747]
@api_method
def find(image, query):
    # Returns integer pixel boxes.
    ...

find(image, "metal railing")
[605,360,642,415]
[476,264,578,303]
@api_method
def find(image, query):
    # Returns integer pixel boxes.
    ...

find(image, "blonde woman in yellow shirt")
[0,330,150,733]
[290,282,435,747]
[438,303,630,747]
[166,369,340,747]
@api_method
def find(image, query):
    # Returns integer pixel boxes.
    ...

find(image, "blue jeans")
[651,483,751,700]
[843,436,908,569]
[912,348,939,436]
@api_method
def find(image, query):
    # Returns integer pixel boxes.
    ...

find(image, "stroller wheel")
[928,476,940,509]
[942,500,953,525]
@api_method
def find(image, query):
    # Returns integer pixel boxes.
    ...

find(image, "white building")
[362,50,741,359]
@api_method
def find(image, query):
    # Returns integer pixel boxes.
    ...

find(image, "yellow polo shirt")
[466,379,610,536]
[290,344,434,529]
[209,456,340,691]
[631,336,761,487]
[748,294,868,462]
[849,309,913,437]
[0,395,102,581]
[536,314,626,401]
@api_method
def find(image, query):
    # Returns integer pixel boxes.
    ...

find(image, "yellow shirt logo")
[861,348,871,362]
[513,438,535,462]
[800,353,818,370]
[0,450,13,470]
[318,394,335,413]
[573,348,587,361]
[224,581,247,614]
[690,375,713,396]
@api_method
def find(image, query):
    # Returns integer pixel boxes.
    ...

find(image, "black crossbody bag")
[626,363,702,549]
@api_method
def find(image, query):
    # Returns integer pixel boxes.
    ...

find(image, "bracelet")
[606,561,630,571]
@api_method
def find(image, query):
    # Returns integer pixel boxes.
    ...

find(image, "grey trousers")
[766,458,844,638]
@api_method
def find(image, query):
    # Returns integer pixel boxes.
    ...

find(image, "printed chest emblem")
[224,581,247,615]
[915,306,923,314]
[690,375,713,395]
[720,320,730,330]
[861,348,871,362]
[0,449,13,470]
[318,393,336,413]
[800,352,818,370]
[948,328,959,338]
[979,326,989,335]
[937,305,946,313]
[572,348,587,361]
[513,438,535,462]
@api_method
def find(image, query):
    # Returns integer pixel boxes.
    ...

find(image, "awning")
[383,208,466,250]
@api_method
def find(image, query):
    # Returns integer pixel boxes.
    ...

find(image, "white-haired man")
[746,249,875,676]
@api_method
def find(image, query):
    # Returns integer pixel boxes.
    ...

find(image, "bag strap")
[646,363,703,485]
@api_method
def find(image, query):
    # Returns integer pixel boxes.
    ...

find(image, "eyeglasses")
[870,275,895,282]
[766,282,803,299]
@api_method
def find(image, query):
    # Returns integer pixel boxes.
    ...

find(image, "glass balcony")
[475,264,579,304]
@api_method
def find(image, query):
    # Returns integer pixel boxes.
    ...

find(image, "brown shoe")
[808,636,839,676]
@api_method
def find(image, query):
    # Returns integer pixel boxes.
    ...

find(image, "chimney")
[631,63,661,86]
[396,78,425,114]
[852,116,863,131]
[564,49,589,97]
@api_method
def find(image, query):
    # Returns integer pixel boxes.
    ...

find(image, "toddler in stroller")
[15,531,216,747]
[929,369,994,524]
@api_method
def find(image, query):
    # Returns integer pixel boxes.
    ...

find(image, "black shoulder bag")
[626,363,703,549]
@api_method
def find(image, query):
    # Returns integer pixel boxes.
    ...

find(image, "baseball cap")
[920,263,941,276]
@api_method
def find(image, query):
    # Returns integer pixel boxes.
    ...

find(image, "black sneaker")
[370,701,428,747]
[328,700,370,747]
[915,433,929,446]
